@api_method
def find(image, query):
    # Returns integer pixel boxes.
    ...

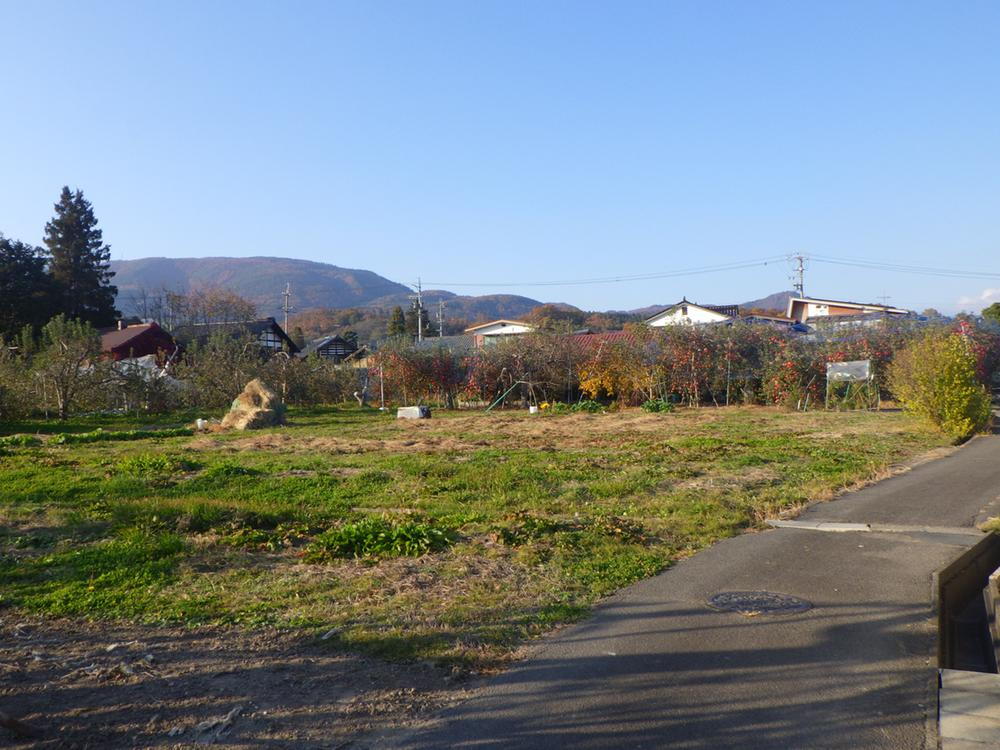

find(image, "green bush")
[304,517,453,560]
[641,398,674,413]
[889,330,993,442]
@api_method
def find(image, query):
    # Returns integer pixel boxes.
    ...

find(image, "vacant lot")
[0,406,948,747]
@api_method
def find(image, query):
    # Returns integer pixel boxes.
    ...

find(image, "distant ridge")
[111,255,795,325]
[740,290,797,314]
[625,291,797,319]
[364,289,550,322]
[111,257,412,317]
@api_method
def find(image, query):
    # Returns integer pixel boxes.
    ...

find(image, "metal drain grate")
[708,591,812,616]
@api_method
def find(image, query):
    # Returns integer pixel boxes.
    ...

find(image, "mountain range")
[110,256,794,322]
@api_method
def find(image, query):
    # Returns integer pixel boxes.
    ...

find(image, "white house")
[645,299,740,327]
[786,297,909,324]
[464,319,537,346]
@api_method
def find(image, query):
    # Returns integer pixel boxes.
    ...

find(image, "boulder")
[221,379,286,430]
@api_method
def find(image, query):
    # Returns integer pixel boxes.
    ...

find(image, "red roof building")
[100,322,177,362]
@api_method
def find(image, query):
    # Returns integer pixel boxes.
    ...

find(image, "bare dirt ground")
[0,619,472,749]
[189,410,731,456]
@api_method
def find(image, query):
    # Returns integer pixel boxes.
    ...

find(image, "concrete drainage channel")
[935,531,1000,748]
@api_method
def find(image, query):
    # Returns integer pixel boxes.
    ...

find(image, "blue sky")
[1,1,997,313]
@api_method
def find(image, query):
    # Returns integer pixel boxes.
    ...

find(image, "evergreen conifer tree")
[387,306,407,336]
[405,304,433,338]
[44,187,118,326]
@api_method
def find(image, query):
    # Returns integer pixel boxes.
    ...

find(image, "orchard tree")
[44,187,118,327]
[35,315,102,419]
[0,234,56,337]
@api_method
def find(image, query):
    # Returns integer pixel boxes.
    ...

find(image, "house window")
[681,306,688,316]
[259,331,282,350]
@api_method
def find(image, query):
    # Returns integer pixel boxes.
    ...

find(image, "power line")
[424,256,789,288]
[810,256,1000,280]
[421,253,1000,290]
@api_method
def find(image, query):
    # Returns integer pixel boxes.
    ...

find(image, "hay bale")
[221,379,286,430]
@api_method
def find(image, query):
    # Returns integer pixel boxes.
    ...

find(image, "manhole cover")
[707,591,812,616]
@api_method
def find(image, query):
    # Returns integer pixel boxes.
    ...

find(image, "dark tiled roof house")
[100,322,177,362]
[171,318,300,354]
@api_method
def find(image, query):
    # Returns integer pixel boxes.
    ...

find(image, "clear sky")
[1,1,997,313]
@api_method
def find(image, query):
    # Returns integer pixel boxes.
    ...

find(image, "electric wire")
[809,256,1000,281]
[424,255,789,288]
[423,254,1000,290]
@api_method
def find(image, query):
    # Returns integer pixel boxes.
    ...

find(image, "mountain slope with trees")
[111,257,412,317]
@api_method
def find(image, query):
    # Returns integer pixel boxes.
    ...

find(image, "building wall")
[473,322,535,336]
[805,302,870,318]
[648,305,729,327]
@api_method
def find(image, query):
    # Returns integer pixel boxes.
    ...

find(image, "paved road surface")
[393,436,1000,749]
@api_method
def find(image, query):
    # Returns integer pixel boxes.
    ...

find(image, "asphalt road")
[392,435,1000,749]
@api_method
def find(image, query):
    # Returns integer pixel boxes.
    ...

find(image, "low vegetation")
[0,405,948,671]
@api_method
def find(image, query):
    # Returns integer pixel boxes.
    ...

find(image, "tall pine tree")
[44,187,118,327]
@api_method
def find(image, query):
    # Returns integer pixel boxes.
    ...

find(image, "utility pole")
[877,293,891,306]
[790,255,806,297]
[437,299,445,338]
[408,278,424,342]
[281,283,293,331]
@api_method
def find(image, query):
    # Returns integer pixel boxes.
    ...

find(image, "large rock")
[221,379,286,430]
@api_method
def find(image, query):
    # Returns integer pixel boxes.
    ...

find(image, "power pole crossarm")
[790,255,806,297]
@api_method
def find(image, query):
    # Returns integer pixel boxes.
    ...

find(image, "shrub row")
[372,320,1000,410]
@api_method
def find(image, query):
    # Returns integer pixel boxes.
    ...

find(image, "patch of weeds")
[589,514,649,543]
[562,546,666,596]
[220,523,311,551]
[304,516,454,560]
[493,512,648,546]
[493,514,571,545]
[641,398,675,413]
[981,518,1000,534]
[115,453,193,480]
[10,533,56,549]
[52,427,193,444]
[349,469,393,490]
[0,529,185,617]
[549,400,605,414]
[201,462,262,480]
[0,434,43,448]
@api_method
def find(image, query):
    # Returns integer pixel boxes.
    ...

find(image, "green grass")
[0,404,948,670]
